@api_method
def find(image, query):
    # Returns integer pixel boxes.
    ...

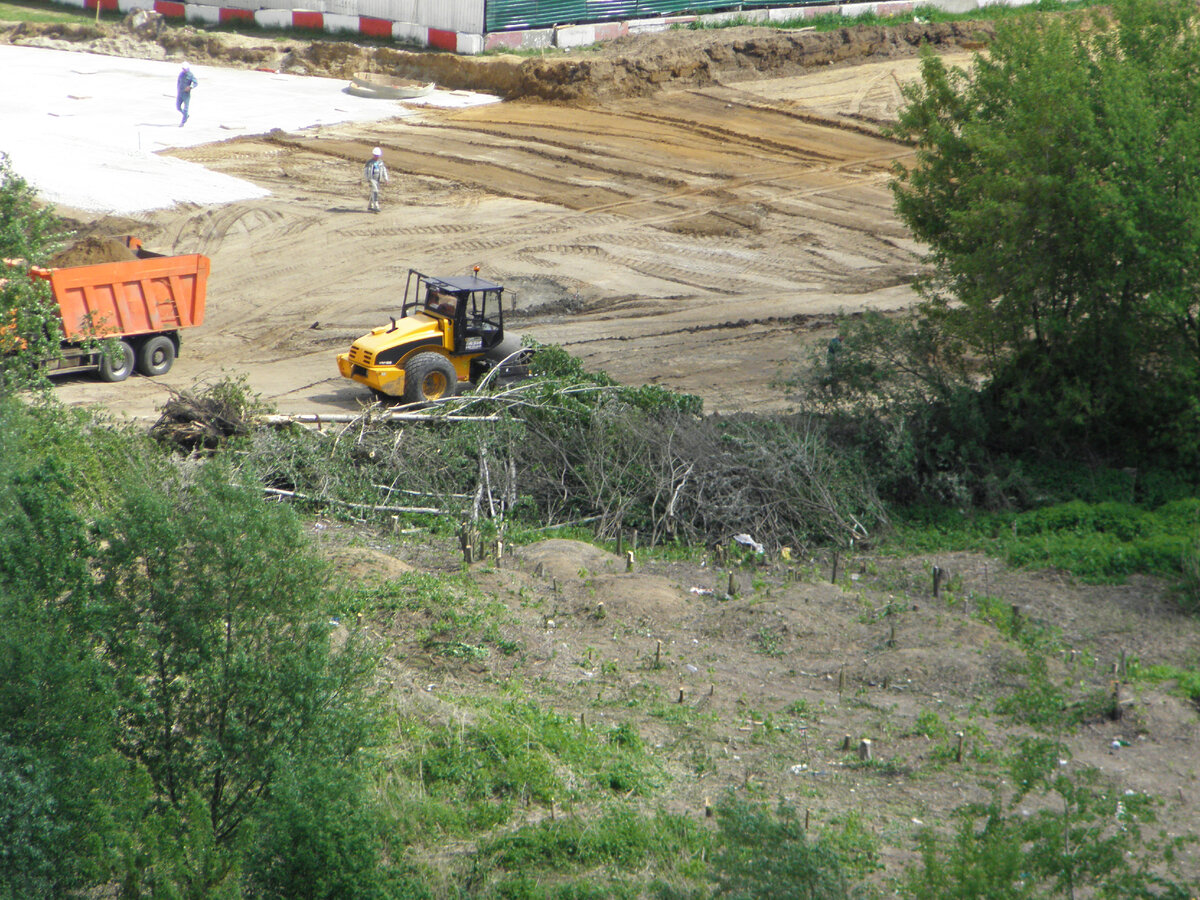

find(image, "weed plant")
[1126,660,1200,707]
[338,572,512,656]
[891,497,1200,588]
[480,805,708,874]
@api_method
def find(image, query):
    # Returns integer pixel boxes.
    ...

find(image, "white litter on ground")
[0,44,498,215]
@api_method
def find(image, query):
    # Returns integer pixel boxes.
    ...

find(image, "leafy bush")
[247,759,391,900]
[905,739,1190,898]
[0,399,389,896]
[0,153,68,395]
[710,800,852,899]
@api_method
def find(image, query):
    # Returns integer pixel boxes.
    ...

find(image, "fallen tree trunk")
[262,485,446,515]
[261,412,500,425]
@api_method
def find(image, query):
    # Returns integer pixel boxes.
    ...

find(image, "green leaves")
[0,397,387,896]
[92,461,380,844]
[710,801,851,900]
[889,0,1200,465]
[906,740,1190,899]
[0,152,68,394]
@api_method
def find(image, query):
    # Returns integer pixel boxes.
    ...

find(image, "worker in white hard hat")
[176,61,198,127]
[362,146,389,213]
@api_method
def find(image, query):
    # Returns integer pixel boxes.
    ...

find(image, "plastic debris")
[733,533,764,553]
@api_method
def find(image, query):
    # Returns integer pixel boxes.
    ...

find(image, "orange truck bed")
[32,241,209,341]
[10,237,212,381]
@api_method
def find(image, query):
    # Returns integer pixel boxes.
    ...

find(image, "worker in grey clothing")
[363,147,389,212]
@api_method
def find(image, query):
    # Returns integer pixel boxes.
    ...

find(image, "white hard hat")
[181,62,190,69]
[372,147,382,156]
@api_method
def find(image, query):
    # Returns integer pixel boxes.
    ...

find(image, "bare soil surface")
[324,526,1200,885]
[0,17,990,420]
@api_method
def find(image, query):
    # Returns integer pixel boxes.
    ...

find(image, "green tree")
[0,152,67,393]
[889,0,1200,464]
[248,758,395,900]
[0,459,133,897]
[92,461,382,850]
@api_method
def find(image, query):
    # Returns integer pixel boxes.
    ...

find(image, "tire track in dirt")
[60,59,930,418]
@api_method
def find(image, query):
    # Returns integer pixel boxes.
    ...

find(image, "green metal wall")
[485,0,797,32]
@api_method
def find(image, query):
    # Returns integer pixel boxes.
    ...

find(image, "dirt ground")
[327,527,1200,885]
[2,17,992,421]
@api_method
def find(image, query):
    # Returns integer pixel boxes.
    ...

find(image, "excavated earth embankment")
[2,18,993,100]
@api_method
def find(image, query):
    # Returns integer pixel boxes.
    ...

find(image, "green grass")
[891,497,1200,584]
[480,805,709,876]
[391,695,661,815]
[1127,661,1200,706]
[0,0,97,24]
[336,571,516,656]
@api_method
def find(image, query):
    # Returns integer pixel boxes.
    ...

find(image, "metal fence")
[485,0,801,31]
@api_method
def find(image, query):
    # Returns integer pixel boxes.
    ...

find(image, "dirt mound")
[274,20,997,102]
[519,538,625,582]
[585,573,691,621]
[1,17,993,102]
[48,235,137,267]
[321,544,413,582]
[505,21,994,102]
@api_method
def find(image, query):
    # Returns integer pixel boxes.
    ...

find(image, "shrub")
[710,800,851,899]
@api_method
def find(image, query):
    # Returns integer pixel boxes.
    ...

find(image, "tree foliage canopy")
[0,152,67,394]
[890,0,1200,463]
[0,398,388,898]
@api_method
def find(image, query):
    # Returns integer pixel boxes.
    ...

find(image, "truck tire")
[403,353,457,403]
[137,335,176,377]
[97,340,135,382]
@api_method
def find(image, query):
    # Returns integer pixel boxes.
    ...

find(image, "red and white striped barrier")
[65,0,985,55]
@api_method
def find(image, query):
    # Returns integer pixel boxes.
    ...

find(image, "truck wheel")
[97,340,135,383]
[403,353,457,403]
[137,335,176,377]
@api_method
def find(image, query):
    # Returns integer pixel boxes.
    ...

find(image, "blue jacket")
[177,69,197,98]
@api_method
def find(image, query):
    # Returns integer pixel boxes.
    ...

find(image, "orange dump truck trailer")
[24,237,209,382]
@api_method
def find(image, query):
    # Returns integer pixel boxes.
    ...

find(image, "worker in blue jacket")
[176,62,198,126]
